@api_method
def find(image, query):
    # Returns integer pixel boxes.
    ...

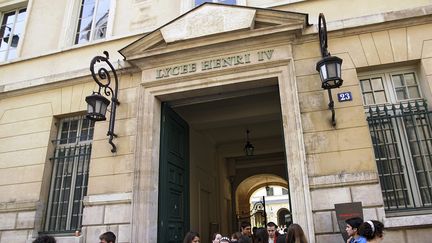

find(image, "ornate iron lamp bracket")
[318,13,329,58]
[90,51,120,152]
[318,13,336,127]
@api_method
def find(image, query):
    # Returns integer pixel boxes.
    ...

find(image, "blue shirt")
[349,236,367,243]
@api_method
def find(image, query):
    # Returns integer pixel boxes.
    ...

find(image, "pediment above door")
[119,3,308,61]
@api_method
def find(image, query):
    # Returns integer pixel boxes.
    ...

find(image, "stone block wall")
[0,63,139,242]
[309,179,384,243]
[294,17,432,243]
[0,79,95,242]
[0,211,36,242]
[81,193,132,243]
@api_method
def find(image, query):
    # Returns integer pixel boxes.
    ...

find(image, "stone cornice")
[309,171,379,189]
[120,3,308,62]
[0,63,139,98]
[384,213,432,228]
[301,5,432,42]
[0,200,38,213]
[83,192,132,206]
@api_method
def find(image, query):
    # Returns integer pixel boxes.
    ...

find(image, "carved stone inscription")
[155,49,274,79]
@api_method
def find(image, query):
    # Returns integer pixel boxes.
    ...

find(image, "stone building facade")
[1,0,432,243]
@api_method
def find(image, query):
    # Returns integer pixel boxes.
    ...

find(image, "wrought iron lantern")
[244,129,255,156]
[316,55,343,89]
[85,51,120,153]
[316,13,343,126]
[85,92,110,121]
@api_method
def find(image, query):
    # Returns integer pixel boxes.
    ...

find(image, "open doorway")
[247,185,292,229]
[157,79,290,243]
[237,179,291,229]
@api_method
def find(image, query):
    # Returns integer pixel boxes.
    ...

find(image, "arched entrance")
[122,4,315,241]
[277,208,292,227]
[234,174,290,229]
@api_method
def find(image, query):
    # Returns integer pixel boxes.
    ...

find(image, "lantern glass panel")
[327,63,337,78]
[320,64,328,80]
[100,101,108,115]
[87,102,94,114]
[95,99,102,114]
[336,62,341,77]
[101,103,108,115]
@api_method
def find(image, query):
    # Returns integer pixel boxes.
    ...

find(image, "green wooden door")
[158,103,190,243]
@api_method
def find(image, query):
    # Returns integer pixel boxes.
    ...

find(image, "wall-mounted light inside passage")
[244,129,255,156]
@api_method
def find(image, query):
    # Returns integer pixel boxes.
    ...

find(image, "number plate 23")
[337,92,352,102]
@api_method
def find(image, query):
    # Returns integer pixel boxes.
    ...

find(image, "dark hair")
[33,235,56,243]
[231,232,242,240]
[253,228,269,243]
[183,231,200,243]
[99,231,116,243]
[358,220,384,240]
[345,217,364,229]
[241,221,251,229]
[267,222,278,228]
[286,224,307,243]
[238,235,252,243]
[212,233,221,240]
[252,227,258,235]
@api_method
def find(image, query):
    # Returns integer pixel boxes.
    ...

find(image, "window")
[360,68,432,212]
[0,7,26,61]
[195,0,237,6]
[45,116,94,233]
[75,0,110,45]
[282,188,288,195]
[360,71,421,105]
[266,187,274,196]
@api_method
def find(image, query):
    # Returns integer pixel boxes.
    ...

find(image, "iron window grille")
[367,100,432,212]
[45,116,94,233]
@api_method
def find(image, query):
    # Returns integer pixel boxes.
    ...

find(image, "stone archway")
[235,174,288,226]
[277,208,291,227]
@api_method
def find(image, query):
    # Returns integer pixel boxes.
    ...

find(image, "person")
[285,224,307,243]
[358,220,384,243]
[241,221,252,237]
[278,225,285,235]
[212,233,222,243]
[231,232,242,242]
[33,235,56,243]
[253,227,269,243]
[238,235,252,243]
[252,226,258,237]
[183,231,201,243]
[345,217,367,243]
[266,222,278,243]
[99,231,116,243]
[220,236,232,243]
